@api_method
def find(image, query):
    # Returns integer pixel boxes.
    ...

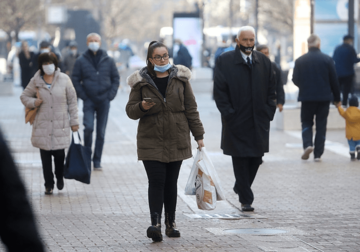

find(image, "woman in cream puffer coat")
[21,52,78,195]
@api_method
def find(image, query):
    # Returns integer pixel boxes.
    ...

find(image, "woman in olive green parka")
[126,41,204,242]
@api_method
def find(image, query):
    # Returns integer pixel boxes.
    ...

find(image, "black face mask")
[239,44,254,54]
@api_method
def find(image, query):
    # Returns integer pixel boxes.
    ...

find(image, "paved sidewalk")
[0,86,359,252]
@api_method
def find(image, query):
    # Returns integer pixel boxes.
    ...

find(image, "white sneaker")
[301,146,314,160]
[314,157,322,162]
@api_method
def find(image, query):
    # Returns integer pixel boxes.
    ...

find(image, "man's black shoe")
[241,204,254,212]
[57,178,64,190]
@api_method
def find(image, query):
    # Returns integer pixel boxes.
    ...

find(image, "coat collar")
[234,46,259,65]
[34,68,61,88]
[83,49,108,62]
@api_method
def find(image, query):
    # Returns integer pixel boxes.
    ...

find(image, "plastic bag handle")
[73,132,81,144]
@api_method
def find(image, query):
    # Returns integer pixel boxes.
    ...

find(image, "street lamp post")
[310,0,315,34]
[255,0,259,42]
[348,0,355,37]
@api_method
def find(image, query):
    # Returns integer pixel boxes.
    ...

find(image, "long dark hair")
[146,41,168,77]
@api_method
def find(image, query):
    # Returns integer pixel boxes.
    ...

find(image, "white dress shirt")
[240,50,252,63]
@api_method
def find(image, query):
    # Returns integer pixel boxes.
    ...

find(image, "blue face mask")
[154,63,171,73]
[88,42,100,52]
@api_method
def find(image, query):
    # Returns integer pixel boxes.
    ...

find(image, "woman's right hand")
[141,100,156,110]
[34,98,43,107]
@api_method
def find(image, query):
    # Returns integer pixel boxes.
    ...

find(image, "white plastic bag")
[184,148,226,201]
[184,150,201,195]
[195,159,217,210]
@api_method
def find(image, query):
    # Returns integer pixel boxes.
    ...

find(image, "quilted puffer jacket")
[20,69,79,151]
[126,65,205,163]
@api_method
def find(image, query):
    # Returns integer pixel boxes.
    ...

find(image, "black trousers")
[39,149,65,189]
[338,75,354,106]
[232,156,262,205]
[301,101,330,158]
[143,160,182,215]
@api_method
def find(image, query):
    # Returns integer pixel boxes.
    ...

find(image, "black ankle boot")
[165,212,181,237]
[147,212,162,242]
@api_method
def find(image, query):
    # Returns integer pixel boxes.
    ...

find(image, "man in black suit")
[214,26,276,212]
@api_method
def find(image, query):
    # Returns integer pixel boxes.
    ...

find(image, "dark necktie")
[246,57,252,68]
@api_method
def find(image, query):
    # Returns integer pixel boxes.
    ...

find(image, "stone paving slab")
[0,86,359,251]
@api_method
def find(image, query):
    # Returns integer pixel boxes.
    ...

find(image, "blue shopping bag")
[64,132,91,184]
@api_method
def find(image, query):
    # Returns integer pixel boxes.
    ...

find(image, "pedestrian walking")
[0,129,45,252]
[257,44,285,112]
[333,35,360,106]
[292,34,341,161]
[336,95,360,160]
[126,41,205,242]
[18,41,35,89]
[72,33,120,169]
[20,52,79,195]
[173,39,192,69]
[63,40,80,77]
[213,26,277,212]
[32,41,62,76]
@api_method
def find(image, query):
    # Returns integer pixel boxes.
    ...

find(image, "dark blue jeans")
[301,101,330,158]
[83,99,110,166]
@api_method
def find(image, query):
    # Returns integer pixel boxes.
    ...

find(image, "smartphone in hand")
[144,98,153,103]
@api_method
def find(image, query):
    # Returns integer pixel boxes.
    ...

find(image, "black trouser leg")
[232,156,262,205]
[40,149,54,189]
[314,102,330,158]
[301,102,316,149]
[143,161,182,215]
[339,75,354,106]
[53,149,65,180]
[163,161,182,214]
[249,158,262,187]
[143,160,182,215]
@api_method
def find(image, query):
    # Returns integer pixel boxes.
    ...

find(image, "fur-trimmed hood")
[127,64,191,88]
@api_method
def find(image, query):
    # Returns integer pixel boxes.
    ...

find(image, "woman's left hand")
[197,139,205,151]
[71,125,79,132]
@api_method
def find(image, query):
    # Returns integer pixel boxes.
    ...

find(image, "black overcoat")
[214,47,276,157]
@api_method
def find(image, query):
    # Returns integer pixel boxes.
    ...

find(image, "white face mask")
[43,64,55,75]
[88,42,100,52]
[71,49,77,55]
[40,48,50,53]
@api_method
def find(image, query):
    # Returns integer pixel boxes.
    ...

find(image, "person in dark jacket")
[293,34,341,161]
[72,33,120,169]
[63,40,80,77]
[18,41,35,89]
[257,44,285,111]
[214,26,276,212]
[173,39,192,69]
[333,35,360,106]
[32,41,62,76]
[0,129,45,252]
